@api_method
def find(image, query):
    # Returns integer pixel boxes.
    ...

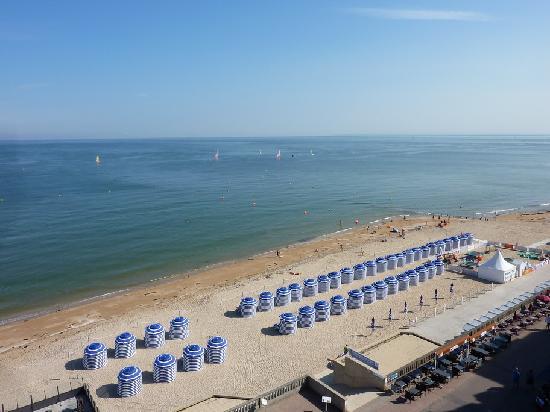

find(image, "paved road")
[358,319,550,411]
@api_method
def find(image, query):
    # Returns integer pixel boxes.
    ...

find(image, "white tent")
[477,250,517,283]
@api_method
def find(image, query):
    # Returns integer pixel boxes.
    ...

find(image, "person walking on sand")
[512,367,521,389]
[371,317,375,331]
[404,301,408,314]
[450,283,454,294]
[434,288,438,301]
[388,308,393,321]
[276,250,280,258]
[419,294,424,308]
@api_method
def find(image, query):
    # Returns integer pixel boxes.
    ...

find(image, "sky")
[1,0,549,139]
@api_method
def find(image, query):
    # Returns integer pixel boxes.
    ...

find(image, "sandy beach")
[1,211,549,411]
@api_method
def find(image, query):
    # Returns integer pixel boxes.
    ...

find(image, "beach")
[1,211,549,411]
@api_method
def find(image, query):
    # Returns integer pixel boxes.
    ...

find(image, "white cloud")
[347,8,490,22]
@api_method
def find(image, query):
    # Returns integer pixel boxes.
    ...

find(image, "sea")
[1,135,549,321]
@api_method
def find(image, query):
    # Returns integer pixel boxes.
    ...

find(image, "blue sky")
[1,0,549,138]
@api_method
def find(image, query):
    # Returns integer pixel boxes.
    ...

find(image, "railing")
[2,381,98,412]
[225,375,308,412]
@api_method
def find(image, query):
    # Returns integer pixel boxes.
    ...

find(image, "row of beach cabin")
[239,233,473,318]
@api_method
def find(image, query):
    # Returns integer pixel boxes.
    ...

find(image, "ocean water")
[1,136,549,320]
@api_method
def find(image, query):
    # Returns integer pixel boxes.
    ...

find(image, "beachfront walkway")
[411,264,550,344]
[357,317,550,412]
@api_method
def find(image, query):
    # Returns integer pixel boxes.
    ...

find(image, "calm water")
[1,136,549,320]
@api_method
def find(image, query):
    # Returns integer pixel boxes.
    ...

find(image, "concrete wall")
[333,356,387,391]
[306,376,347,412]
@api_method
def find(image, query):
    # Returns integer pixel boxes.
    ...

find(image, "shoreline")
[1,206,548,327]
[1,210,549,410]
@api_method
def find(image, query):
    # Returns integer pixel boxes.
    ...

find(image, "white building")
[477,250,517,283]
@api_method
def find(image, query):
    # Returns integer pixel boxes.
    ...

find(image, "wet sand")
[0,211,549,411]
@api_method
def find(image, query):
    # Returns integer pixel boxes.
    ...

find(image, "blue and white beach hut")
[376,257,388,273]
[427,242,436,256]
[387,255,398,270]
[206,336,228,364]
[330,295,346,315]
[444,238,453,252]
[421,246,430,259]
[435,240,446,255]
[328,271,342,289]
[289,283,303,302]
[144,323,165,348]
[395,253,405,268]
[115,332,136,359]
[405,249,415,265]
[466,233,474,246]
[153,353,177,383]
[354,263,366,280]
[459,234,468,247]
[83,342,107,370]
[340,267,354,284]
[407,269,419,286]
[361,284,376,304]
[397,273,410,291]
[275,287,291,306]
[117,366,142,397]
[365,261,377,276]
[278,312,298,334]
[298,306,316,328]
[425,262,436,279]
[413,248,422,262]
[347,289,364,309]
[314,300,331,321]
[169,317,189,340]
[303,278,318,297]
[317,275,330,293]
[239,297,258,318]
[258,292,274,312]
[416,266,428,282]
[182,344,205,371]
[451,236,460,250]
[374,281,388,300]
[434,259,444,275]
[385,276,398,295]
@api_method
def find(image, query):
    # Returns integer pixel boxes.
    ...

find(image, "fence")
[3,381,98,412]
[226,375,308,412]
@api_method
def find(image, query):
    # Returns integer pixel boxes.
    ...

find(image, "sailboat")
[275,149,281,160]
[310,149,315,156]
[259,149,262,156]
[95,154,101,165]
[213,149,219,161]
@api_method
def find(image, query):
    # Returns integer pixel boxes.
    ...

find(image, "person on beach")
[371,317,375,331]
[450,283,454,294]
[512,367,521,389]
[404,301,408,313]
[434,288,438,300]
[276,250,280,257]
[420,295,424,307]
[388,308,393,321]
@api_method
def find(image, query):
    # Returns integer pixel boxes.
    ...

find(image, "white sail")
[275,149,281,160]
[213,149,219,161]
[96,155,101,164]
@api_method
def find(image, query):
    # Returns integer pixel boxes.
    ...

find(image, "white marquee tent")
[478,250,517,283]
